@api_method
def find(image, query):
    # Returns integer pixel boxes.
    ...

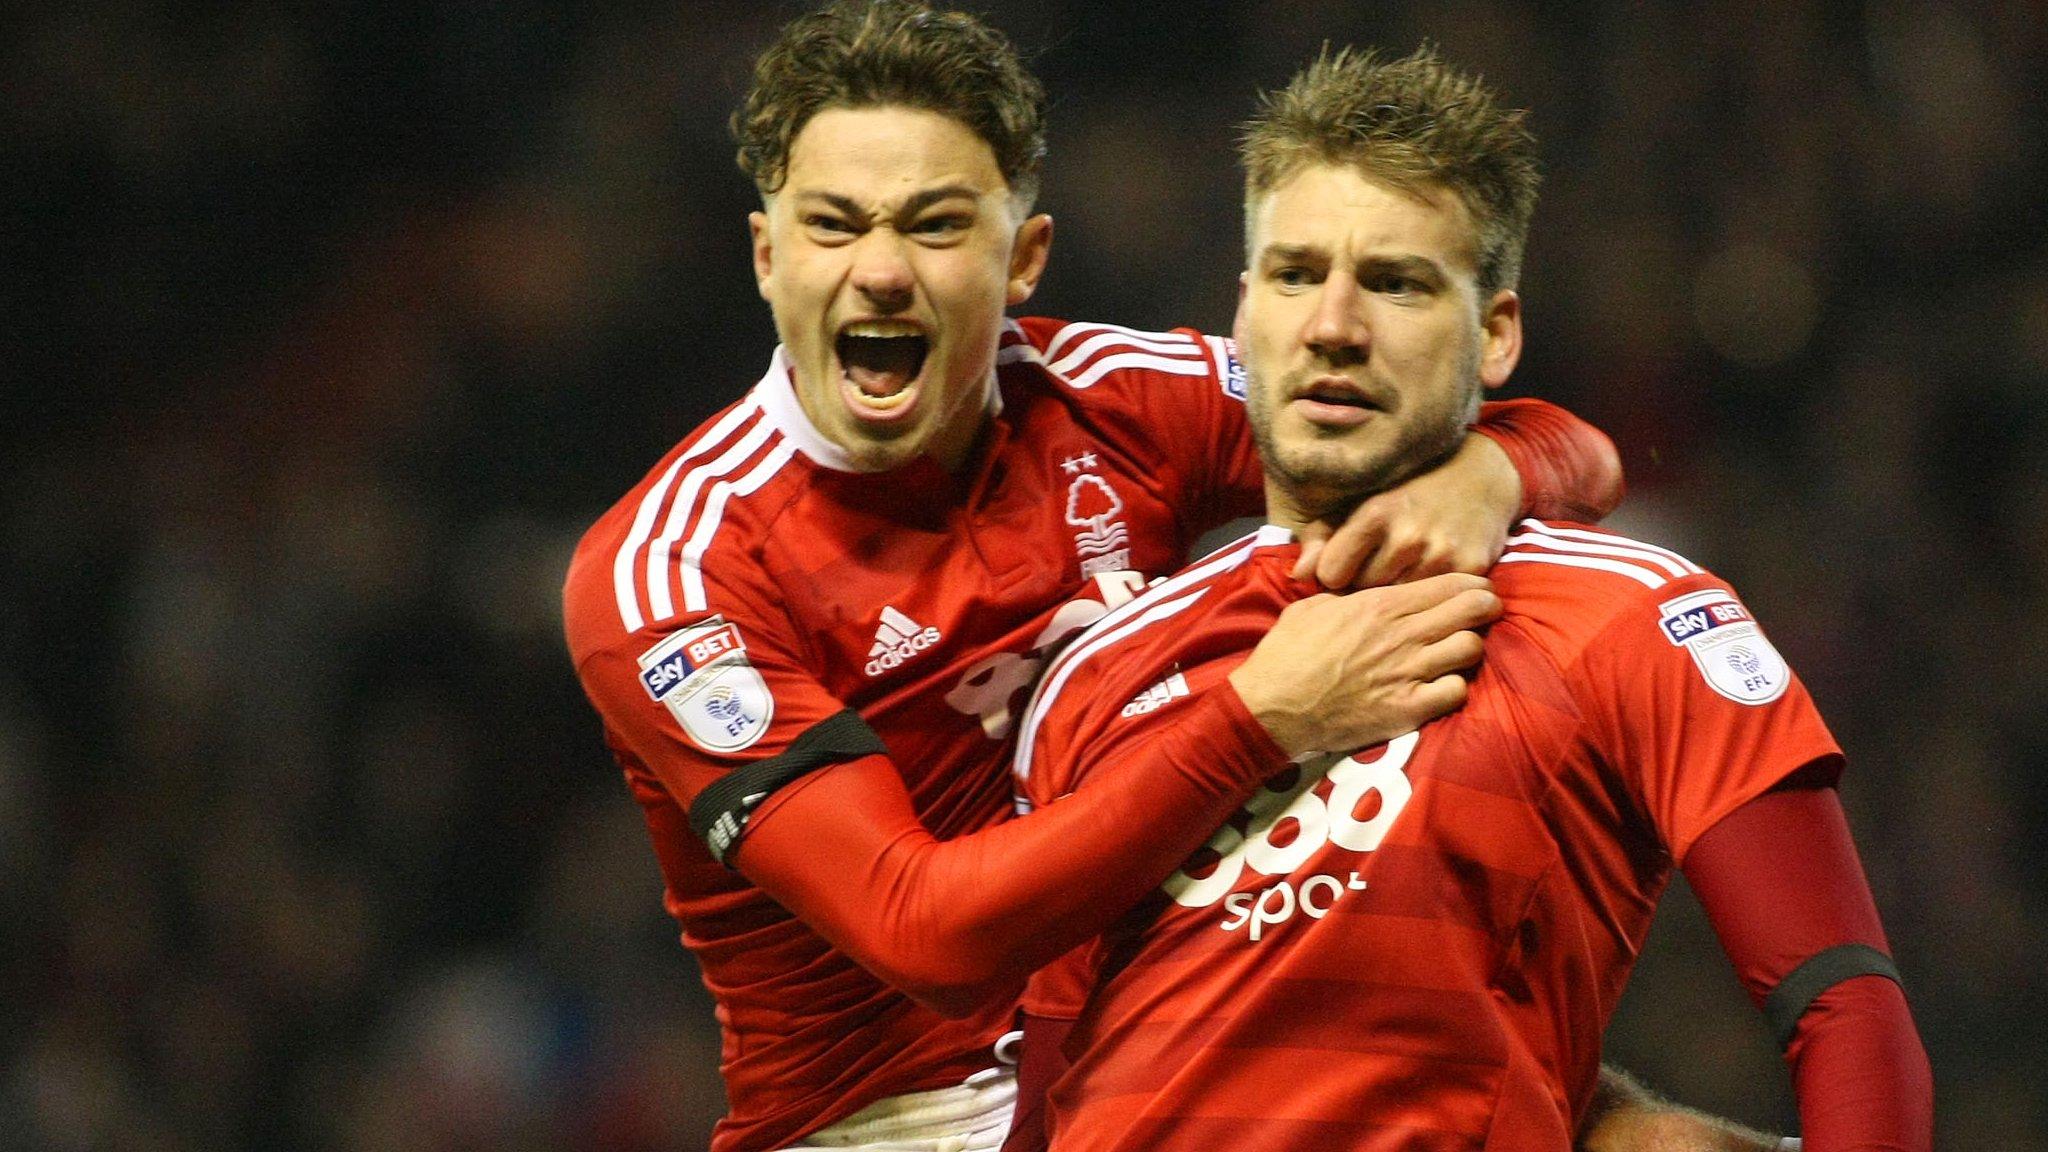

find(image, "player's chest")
[1086,663,1567,953]
[774,441,1189,710]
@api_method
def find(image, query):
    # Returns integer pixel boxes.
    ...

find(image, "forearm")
[1685,787,1933,1152]
[1786,978,1930,1151]
[735,686,1284,1015]
[1473,397,1624,522]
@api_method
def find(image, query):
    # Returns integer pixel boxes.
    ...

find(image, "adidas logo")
[1121,670,1190,717]
[865,606,943,676]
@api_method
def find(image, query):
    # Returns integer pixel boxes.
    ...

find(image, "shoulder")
[563,391,807,663]
[1492,520,1785,696]
[1002,316,1242,398]
[1491,519,1718,647]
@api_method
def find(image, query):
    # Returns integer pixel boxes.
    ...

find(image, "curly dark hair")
[732,0,1047,208]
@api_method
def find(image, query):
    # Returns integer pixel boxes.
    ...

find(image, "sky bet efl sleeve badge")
[1656,588,1790,705]
[637,617,774,752]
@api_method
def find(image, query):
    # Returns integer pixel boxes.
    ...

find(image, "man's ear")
[1479,289,1523,390]
[1006,213,1054,306]
[750,210,773,301]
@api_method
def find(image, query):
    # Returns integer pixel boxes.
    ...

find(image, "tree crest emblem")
[1064,472,1130,569]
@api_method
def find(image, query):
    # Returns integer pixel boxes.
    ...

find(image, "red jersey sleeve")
[564,487,857,853]
[1471,396,1625,523]
[1686,789,1933,1152]
[1570,572,1843,863]
[737,683,1284,1016]
[570,494,1300,1016]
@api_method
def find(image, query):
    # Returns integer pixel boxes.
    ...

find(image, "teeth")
[854,388,915,409]
[841,319,924,338]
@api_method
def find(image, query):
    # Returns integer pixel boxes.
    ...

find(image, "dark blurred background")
[3,1,2043,1148]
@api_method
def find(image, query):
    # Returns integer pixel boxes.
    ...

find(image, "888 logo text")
[1163,732,1417,941]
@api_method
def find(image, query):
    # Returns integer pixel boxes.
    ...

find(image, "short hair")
[732,0,1048,210]
[1240,45,1540,296]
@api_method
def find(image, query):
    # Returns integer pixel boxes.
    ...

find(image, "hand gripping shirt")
[1012,521,1843,1152]
[562,316,1621,1152]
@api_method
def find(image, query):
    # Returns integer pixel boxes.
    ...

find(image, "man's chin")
[1273,447,1394,507]
[840,438,921,473]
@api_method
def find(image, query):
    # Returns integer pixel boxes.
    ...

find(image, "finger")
[1441,533,1506,578]
[1290,522,1334,581]
[1314,508,1389,589]
[1304,573,1475,631]
[1409,628,1487,681]
[1370,571,1493,616]
[1294,519,1335,547]
[1356,532,1428,588]
[1400,538,1465,582]
[1401,583,1503,640]
[1292,538,1325,583]
[1401,672,1472,726]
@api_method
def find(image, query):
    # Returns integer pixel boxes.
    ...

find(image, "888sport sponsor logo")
[1163,732,1417,941]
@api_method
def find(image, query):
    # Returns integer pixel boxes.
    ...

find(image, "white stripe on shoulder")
[1047,329,1204,376]
[1012,525,1285,783]
[1062,350,1212,390]
[677,439,799,614]
[1510,520,1703,576]
[645,416,780,622]
[1498,519,1707,590]
[612,398,762,633]
[1495,550,1670,589]
[1012,587,1212,786]
[1039,320,1199,363]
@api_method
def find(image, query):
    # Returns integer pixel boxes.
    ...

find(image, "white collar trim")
[752,345,1004,473]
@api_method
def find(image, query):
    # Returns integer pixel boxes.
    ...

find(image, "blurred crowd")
[3,1,2044,1148]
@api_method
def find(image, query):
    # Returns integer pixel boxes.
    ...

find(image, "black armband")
[689,709,887,866]
[1762,943,1903,1049]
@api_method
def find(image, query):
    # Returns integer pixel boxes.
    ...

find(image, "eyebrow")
[1258,244,1446,279]
[793,184,985,219]
[1257,243,1327,266]
[1359,254,1446,279]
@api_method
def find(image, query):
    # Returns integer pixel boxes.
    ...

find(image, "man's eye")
[805,215,856,234]
[1273,267,1315,288]
[911,215,971,236]
[1374,275,1424,296]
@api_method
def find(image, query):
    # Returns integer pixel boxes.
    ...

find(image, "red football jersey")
[1014,521,1844,1152]
[564,318,1261,1151]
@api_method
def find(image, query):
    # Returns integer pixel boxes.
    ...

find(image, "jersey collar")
[1251,523,1298,549]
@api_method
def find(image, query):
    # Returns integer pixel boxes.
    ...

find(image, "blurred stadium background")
[3,1,2044,1147]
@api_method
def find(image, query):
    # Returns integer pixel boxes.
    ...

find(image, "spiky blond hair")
[1241,45,1540,295]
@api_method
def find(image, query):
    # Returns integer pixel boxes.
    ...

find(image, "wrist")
[1463,427,1525,522]
[1211,675,1297,776]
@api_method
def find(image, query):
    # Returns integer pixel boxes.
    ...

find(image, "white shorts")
[777,1067,1018,1152]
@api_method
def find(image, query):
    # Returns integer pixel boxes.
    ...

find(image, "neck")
[1262,476,1359,534]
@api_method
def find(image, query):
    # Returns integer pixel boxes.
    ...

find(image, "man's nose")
[1302,274,1368,358]
[849,231,914,311]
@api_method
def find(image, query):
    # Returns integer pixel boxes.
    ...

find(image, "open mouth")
[1290,376,1386,427]
[837,323,930,410]
[1297,378,1381,410]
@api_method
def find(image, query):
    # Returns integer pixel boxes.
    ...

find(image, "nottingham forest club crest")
[1061,453,1130,578]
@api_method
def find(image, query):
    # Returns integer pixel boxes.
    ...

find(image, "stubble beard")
[1247,352,1482,523]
